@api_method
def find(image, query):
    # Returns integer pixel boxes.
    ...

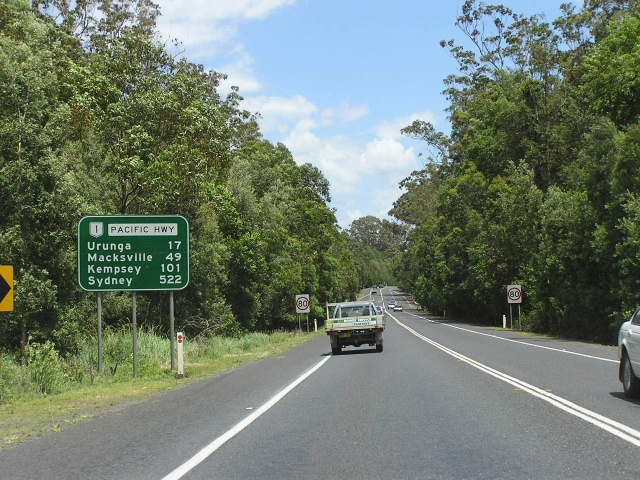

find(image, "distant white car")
[388,300,396,308]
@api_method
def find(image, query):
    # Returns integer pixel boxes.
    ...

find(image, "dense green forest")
[4,0,640,356]
[393,0,640,343]
[0,0,398,355]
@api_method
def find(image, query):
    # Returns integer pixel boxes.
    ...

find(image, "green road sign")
[78,215,189,291]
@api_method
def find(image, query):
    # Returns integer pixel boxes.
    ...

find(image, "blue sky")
[155,0,574,228]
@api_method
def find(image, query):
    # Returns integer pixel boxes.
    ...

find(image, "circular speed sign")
[295,294,310,313]
[507,285,522,304]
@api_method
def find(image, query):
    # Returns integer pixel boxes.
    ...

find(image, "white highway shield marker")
[394,317,640,447]
[162,355,332,480]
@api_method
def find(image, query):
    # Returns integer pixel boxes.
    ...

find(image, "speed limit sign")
[295,294,310,313]
[507,285,522,304]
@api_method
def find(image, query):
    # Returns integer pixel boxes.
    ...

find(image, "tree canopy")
[0,0,362,352]
[5,0,639,353]
[394,0,640,343]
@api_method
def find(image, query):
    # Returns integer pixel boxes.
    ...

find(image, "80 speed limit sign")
[295,294,310,313]
[507,285,522,304]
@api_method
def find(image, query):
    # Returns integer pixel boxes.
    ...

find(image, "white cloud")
[239,94,370,136]
[322,99,370,124]
[216,47,263,94]
[277,103,431,185]
[157,19,237,57]
[155,1,285,96]
[267,101,435,226]
[155,0,296,60]
[241,95,318,133]
[360,137,416,172]
[343,208,365,226]
[375,110,437,140]
[286,126,362,195]
[157,0,296,26]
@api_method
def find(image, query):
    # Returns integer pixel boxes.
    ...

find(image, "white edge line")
[162,355,332,480]
[407,312,617,363]
[394,317,640,447]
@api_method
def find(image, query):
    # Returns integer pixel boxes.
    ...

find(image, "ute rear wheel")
[376,343,383,353]
[331,346,341,355]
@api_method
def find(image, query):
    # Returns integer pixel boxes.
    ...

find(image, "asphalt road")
[2,287,639,480]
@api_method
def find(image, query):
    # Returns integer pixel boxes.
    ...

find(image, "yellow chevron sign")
[0,266,14,311]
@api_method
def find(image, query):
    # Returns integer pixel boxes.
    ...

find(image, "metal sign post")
[132,291,138,377]
[518,304,522,331]
[170,291,175,370]
[97,292,103,374]
[509,304,513,329]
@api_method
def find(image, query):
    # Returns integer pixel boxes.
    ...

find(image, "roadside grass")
[0,330,321,450]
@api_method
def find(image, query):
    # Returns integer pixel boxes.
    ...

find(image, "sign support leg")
[170,291,175,370]
[132,291,138,378]
[509,304,513,329]
[97,292,103,375]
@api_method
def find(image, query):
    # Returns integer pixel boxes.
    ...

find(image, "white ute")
[326,301,385,355]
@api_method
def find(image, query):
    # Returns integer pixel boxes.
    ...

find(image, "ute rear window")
[334,305,371,318]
